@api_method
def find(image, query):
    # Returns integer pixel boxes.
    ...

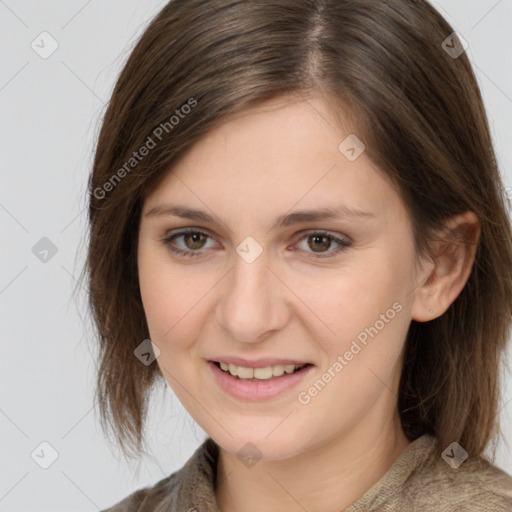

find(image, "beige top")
[102,434,512,511]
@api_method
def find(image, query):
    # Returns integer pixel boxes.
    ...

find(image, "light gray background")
[1,1,511,511]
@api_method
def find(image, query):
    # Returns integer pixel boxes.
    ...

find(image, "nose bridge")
[216,245,287,343]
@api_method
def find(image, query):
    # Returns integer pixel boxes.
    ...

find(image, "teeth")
[217,362,306,380]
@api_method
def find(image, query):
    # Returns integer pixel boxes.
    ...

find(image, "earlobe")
[410,211,481,322]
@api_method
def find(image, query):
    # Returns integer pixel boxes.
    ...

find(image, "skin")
[137,92,480,512]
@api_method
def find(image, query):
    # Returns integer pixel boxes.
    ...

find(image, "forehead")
[178,94,352,171]
[142,94,406,229]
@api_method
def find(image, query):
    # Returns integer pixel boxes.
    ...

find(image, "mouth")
[211,360,313,381]
[208,359,314,401]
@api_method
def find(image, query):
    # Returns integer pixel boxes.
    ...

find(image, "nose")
[215,248,290,344]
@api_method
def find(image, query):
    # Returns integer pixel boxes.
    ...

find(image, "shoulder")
[402,436,512,511]
[100,437,219,512]
[100,472,178,512]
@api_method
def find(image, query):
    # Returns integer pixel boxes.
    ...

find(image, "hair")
[82,0,512,461]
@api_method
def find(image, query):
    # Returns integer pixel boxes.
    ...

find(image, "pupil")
[185,233,205,249]
[310,235,330,252]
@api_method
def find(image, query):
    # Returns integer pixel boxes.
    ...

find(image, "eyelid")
[293,228,352,243]
[290,229,352,257]
[163,227,220,249]
[162,227,352,258]
[163,227,351,243]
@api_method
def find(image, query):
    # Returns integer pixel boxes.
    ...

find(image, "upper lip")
[209,356,312,368]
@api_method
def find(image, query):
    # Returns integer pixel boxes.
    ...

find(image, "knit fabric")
[102,434,512,511]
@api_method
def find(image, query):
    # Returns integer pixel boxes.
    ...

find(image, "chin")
[210,427,306,462]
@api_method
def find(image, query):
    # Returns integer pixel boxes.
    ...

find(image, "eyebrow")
[144,204,376,232]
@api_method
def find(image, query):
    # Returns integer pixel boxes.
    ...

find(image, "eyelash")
[161,228,352,259]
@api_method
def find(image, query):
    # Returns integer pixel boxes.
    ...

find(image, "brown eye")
[163,229,217,258]
[295,231,352,258]
[308,234,332,253]
[183,232,208,250]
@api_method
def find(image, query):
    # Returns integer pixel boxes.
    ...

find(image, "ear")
[410,211,481,322]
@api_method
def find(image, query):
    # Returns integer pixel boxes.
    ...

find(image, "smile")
[208,361,314,401]
[215,361,306,380]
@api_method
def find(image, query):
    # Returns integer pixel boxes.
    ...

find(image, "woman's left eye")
[162,229,352,259]
[293,232,352,258]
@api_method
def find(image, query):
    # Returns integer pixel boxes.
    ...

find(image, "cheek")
[138,250,225,375]
[289,257,404,352]
[297,277,408,429]
[138,248,197,341]
[138,265,203,384]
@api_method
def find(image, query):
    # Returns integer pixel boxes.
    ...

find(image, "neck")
[215,415,410,512]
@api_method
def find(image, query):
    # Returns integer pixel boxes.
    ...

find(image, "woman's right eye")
[162,229,218,258]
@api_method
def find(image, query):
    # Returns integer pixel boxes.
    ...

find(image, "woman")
[84,0,512,510]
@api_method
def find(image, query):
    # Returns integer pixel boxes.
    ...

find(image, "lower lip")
[208,361,314,401]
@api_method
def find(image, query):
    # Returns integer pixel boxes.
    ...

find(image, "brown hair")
[82,0,512,461]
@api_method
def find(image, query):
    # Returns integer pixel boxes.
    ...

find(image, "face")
[137,93,423,461]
